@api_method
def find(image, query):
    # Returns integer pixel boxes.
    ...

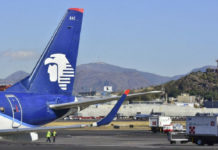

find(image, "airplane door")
[5,95,23,128]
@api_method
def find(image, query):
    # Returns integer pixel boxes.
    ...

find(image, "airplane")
[0,8,162,141]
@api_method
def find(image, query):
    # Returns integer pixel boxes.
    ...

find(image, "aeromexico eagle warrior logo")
[44,53,74,90]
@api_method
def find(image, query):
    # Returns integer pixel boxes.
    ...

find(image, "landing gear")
[196,139,204,146]
[207,142,214,146]
[151,127,157,133]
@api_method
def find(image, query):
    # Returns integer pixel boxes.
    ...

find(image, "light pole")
[216,59,218,70]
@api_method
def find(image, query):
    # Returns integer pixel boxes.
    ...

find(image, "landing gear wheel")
[151,127,157,133]
[207,142,214,146]
[197,139,204,146]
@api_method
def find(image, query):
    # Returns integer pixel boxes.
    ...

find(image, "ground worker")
[52,130,57,143]
[46,130,51,143]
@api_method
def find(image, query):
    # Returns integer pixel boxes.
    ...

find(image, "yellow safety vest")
[53,131,57,137]
[46,131,51,138]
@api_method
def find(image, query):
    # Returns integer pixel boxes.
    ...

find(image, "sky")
[0,0,217,78]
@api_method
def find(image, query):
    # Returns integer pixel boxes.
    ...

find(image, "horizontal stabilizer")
[49,90,163,110]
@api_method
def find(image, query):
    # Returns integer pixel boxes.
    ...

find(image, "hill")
[73,62,171,92]
[170,65,216,81]
[0,71,28,85]
[0,63,172,92]
[155,71,218,100]
[0,63,216,95]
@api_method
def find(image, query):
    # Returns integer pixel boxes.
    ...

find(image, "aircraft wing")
[0,90,130,136]
[49,90,163,110]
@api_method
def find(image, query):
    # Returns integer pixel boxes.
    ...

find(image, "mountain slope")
[0,71,29,85]
[73,63,171,92]
[160,71,218,100]
[0,63,216,94]
[170,65,216,81]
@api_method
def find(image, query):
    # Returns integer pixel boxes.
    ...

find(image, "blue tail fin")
[7,8,84,95]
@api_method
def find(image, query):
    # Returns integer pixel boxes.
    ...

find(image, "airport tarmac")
[1,130,218,150]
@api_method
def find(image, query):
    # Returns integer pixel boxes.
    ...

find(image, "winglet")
[68,8,84,13]
[124,89,130,95]
[93,90,129,127]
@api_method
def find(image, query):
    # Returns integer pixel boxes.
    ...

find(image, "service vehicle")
[168,113,218,146]
[163,125,173,133]
[149,116,172,132]
[173,123,184,132]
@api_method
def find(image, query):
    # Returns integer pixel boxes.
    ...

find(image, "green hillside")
[157,71,218,100]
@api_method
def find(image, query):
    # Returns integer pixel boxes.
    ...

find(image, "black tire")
[151,127,157,133]
[196,139,204,146]
[207,142,214,146]
[113,125,120,129]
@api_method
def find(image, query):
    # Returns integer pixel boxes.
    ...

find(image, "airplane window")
[0,107,5,113]
[67,26,72,29]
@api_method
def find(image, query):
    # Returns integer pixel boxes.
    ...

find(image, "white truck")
[168,113,218,146]
[149,116,172,133]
